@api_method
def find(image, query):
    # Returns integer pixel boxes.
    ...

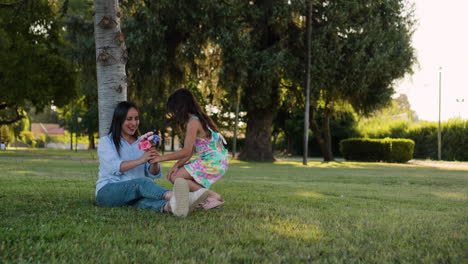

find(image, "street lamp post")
[456,98,464,119]
[438,68,442,161]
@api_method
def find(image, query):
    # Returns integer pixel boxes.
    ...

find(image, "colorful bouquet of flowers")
[138,131,161,151]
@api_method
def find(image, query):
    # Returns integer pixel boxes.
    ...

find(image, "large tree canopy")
[213,0,303,161]
[116,0,415,162]
[0,0,77,125]
[275,0,415,161]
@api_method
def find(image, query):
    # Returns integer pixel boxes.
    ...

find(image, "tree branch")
[0,104,24,125]
[0,0,29,8]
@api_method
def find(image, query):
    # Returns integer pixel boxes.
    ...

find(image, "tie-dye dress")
[184,117,229,189]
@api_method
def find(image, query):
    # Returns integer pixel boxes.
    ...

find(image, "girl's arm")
[166,149,194,181]
[175,147,194,167]
[153,119,199,163]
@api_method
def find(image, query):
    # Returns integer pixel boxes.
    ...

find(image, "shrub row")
[361,120,468,161]
[340,138,415,163]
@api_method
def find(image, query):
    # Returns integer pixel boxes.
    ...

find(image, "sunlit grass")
[432,192,467,199]
[270,219,323,241]
[296,191,325,199]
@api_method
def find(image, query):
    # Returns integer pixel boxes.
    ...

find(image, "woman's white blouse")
[96,134,162,195]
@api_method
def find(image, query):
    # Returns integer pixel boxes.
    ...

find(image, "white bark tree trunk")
[93,0,127,137]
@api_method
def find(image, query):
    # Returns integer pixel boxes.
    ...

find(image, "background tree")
[0,0,77,125]
[122,0,223,142]
[291,0,416,161]
[63,0,98,148]
[215,0,303,161]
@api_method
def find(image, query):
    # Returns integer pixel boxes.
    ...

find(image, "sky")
[395,0,468,121]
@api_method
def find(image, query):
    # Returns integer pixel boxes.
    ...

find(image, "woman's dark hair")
[108,101,139,155]
[167,88,219,137]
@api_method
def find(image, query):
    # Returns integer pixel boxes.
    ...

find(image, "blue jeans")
[96,177,169,213]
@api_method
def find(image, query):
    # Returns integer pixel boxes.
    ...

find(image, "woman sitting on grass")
[95,101,208,217]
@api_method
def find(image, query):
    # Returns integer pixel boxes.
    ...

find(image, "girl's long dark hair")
[108,101,139,155]
[167,88,219,137]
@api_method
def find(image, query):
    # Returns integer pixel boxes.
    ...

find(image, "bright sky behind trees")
[396,0,468,121]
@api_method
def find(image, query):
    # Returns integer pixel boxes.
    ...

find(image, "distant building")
[163,127,182,151]
[31,123,65,135]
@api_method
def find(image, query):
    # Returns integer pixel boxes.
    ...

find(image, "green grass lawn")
[0,150,467,263]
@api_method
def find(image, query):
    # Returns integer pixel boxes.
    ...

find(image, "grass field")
[0,149,467,263]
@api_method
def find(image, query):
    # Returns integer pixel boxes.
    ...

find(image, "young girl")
[151,88,228,209]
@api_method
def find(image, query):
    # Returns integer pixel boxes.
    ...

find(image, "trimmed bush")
[386,138,415,162]
[340,138,414,163]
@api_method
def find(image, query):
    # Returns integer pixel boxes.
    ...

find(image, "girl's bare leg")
[171,167,222,201]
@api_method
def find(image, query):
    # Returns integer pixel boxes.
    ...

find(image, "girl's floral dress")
[184,117,228,189]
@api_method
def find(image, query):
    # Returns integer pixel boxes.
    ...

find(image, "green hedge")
[340,138,415,163]
[359,120,468,161]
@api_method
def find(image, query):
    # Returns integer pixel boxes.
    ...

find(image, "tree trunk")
[88,133,95,149]
[160,132,165,155]
[232,88,241,159]
[239,108,275,161]
[303,0,313,165]
[75,133,78,152]
[70,132,73,150]
[310,105,334,162]
[94,0,127,137]
[171,127,175,151]
[286,134,294,154]
[321,107,334,161]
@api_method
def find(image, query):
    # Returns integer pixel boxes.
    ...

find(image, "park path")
[0,150,98,162]
[408,160,468,169]
[279,156,468,169]
[3,150,468,169]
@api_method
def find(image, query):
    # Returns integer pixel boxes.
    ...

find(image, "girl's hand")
[166,166,179,181]
[148,149,161,164]
[149,150,162,164]
[141,149,158,163]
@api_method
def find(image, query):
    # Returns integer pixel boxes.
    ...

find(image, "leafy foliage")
[275,106,359,156]
[0,0,77,125]
[60,0,98,148]
[121,0,220,137]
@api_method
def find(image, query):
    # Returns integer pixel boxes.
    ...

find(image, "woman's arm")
[152,119,199,163]
[148,162,161,175]
[148,149,162,175]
